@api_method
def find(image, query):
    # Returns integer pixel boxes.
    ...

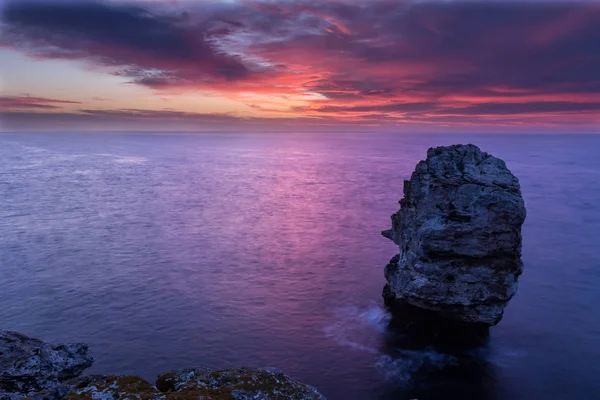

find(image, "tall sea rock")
[382,144,526,344]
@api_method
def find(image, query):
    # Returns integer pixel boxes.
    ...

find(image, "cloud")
[78,108,244,122]
[0,108,357,132]
[2,0,600,129]
[0,96,82,109]
[1,0,249,83]
[441,101,600,116]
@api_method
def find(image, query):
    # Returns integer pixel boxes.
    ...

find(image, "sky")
[1,0,599,132]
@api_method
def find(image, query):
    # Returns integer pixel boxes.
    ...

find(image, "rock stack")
[382,144,526,346]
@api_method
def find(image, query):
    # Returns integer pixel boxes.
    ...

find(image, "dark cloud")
[3,1,191,57]
[0,96,81,109]
[0,109,341,132]
[78,108,243,122]
[311,102,439,114]
[258,1,600,94]
[302,100,600,118]
[1,0,249,81]
[443,102,600,116]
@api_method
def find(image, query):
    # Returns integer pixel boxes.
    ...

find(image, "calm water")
[1,132,599,400]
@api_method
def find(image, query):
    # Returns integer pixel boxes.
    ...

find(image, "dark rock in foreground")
[0,331,93,400]
[27,375,108,400]
[1,331,327,399]
[61,368,327,399]
[63,375,165,400]
[156,367,327,400]
[382,144,526,343]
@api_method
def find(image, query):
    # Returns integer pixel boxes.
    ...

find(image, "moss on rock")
[56,367,326,399]
[64,375,165,400]
[155,367,327,400]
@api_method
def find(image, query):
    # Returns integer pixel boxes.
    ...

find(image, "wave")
[324,304,460,384]
[113,156,148,164]
[96,154,148,164]
[323,305,391,354]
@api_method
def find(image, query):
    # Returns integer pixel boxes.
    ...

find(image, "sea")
[1,132,599,400]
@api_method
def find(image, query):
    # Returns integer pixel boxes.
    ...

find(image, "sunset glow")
[1,0,599,132]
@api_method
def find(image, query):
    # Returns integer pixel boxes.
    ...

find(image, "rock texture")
[382,144,526,327]
[0,331,93,400]
[0,330,327,400]
[52,368,327,399]
[155,367,327,400]
[27,375,108,400]
[24,369,328,400]
[64,375,166,400]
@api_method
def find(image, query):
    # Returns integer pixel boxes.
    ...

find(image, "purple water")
[1,132,599,400]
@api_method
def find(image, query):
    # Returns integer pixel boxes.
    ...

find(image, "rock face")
[382,144,526,328]
[155,367,327,400]
[0,331,93,400]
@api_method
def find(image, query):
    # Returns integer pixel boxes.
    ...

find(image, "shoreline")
[0,330,327,400]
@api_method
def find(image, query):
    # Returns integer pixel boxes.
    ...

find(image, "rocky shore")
[382,144,526,347]
[0,331,326,400]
